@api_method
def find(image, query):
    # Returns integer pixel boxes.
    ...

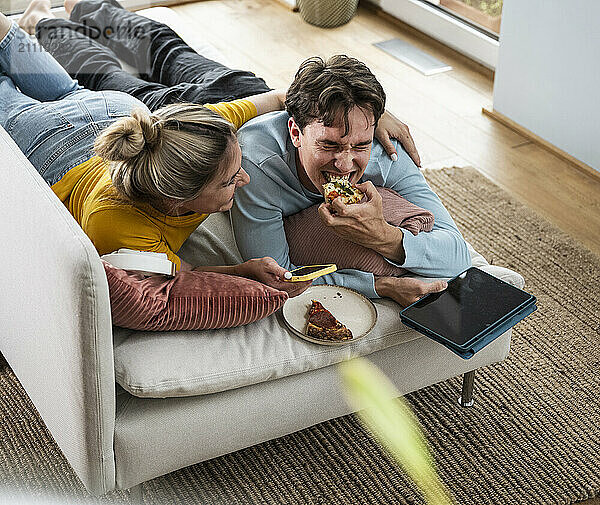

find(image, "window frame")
[379,0,499,70]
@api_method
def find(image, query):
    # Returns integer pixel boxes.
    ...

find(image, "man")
[231,55,471,307]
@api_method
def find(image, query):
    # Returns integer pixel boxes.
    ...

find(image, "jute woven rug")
[1,167,599,504]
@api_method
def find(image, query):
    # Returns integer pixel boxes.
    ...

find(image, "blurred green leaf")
[459,0,503,17]
[339,358,454,505]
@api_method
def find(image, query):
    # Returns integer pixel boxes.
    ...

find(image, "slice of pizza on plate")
[322,174,364,205]
[306,300,353,341]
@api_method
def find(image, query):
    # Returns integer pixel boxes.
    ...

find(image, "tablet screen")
[401,268,533,347]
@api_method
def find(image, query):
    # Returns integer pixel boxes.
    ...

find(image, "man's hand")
[375,276,447,307]
[318,181,406,263]
[375,110,421,167]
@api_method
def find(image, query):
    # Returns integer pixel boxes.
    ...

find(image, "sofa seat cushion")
[113,212,524,398]
[113,297,418,398]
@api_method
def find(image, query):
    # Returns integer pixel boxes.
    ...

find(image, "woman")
[0,15,309,295]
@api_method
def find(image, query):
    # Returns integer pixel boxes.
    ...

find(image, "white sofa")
[0,121,525,495]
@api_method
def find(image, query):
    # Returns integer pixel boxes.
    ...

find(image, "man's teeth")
[324,173,350,182]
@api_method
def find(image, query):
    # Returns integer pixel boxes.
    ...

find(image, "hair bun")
[94,108,162,162]
[133,109,162,151]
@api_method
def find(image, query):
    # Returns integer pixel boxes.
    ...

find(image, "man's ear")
[288,117,302,148]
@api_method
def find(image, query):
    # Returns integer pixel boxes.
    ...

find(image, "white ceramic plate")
[282,285,378,345]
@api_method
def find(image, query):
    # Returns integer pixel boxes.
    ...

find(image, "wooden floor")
[171,0,600,258]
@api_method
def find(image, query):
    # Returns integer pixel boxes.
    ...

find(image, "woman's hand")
[237,257,312,297]
[190,257,310,297]
[247,88,288,116]
[375,110,421,167]
[274,88,287,110]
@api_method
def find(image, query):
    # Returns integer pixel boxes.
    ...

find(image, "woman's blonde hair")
[94,103,237,206]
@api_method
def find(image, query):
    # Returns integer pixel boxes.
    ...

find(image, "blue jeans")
[0,22,145,185]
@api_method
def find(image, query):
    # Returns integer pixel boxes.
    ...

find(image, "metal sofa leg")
[458,370,476,407]
[129,484,143,504]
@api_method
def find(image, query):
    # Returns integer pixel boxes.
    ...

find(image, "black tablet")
[400,267,536,352]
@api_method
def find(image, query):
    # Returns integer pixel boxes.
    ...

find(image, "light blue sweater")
[231,111,471,298]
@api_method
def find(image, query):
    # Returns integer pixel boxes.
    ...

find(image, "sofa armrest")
[0,127,116,494]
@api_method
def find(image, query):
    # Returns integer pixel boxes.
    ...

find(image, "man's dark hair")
[285,55,386,136]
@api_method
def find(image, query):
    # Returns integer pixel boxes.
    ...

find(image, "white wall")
[493,0,600,172]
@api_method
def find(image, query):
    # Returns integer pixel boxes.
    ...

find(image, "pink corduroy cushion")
[284,187,434,277]
[103,261,289,331]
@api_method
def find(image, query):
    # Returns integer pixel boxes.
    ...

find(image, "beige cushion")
[113,212,524,398]
[113,297,417,398]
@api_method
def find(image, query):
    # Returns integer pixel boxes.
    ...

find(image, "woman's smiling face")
[180,140,249,214]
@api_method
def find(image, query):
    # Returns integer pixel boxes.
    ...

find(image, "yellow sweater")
[51,99,257,271]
